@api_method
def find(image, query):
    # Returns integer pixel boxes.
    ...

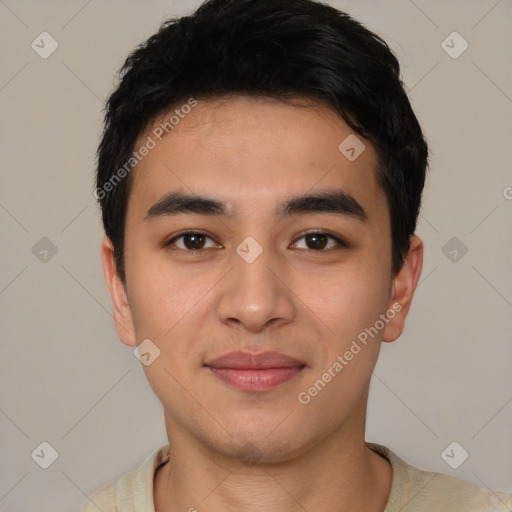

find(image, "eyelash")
[164,229,347,252]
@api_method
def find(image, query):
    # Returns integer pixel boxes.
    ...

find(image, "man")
[84,0,512,510]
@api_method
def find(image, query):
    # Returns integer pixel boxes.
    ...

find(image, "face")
[102,95,422,463]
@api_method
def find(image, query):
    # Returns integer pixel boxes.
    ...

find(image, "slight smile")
[204,350,306,391]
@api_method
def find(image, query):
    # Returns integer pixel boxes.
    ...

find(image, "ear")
[382,235,423,343]
[100,236,137,347]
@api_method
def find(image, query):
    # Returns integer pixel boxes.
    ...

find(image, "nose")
[215,238,295,333]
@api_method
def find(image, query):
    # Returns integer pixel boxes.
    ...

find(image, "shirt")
[81,442,512,511]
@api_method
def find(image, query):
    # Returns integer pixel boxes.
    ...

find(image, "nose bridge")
[235,235,276,289]
[216,233,294,330]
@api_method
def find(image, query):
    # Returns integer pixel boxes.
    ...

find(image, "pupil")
[308,234,327,250]
[185,234,204,250]
[181,234,328,250]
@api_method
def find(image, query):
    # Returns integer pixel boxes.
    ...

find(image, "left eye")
[291,232,345,251]
[165,230,345,252]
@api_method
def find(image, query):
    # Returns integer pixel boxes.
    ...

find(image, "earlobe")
[382,235,423,343]
[100,236,137,347]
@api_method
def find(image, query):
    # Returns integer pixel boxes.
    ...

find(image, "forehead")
[127,95,387,224]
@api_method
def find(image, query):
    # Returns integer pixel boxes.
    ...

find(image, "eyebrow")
[144,190,369,223]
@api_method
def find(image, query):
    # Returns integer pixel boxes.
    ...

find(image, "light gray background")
[1,1,511,510]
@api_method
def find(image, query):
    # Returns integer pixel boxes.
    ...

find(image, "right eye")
[165,230,221,252]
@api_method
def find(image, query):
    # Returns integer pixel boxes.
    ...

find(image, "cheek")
[127,253,196,336]
[305,267,389,337]
[127,259,219,376]
[295,339,379,440]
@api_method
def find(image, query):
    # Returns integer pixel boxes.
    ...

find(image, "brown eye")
[305,233,329,250]
[292,231,346,251]
[166,231,218,251]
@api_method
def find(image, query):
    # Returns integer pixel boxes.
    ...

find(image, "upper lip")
[204,350,305,369]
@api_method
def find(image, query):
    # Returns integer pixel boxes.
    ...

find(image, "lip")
[204,351,306,391]
[205,350,305,369]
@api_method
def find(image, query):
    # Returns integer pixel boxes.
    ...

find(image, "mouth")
[204,350,306,391]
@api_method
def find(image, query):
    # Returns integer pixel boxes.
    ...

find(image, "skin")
[101,95,423,511]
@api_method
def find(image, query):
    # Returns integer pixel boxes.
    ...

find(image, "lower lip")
[206,366,304,391]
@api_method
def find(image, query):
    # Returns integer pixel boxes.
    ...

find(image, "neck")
[154,403,392,512]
